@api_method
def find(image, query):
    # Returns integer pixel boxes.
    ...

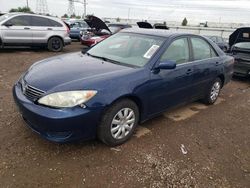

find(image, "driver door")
[148,37,196,114]
[2,15,32,44]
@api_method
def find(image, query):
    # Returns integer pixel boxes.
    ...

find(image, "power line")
[36,0,49,14]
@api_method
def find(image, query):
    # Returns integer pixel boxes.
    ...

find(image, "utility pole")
[127,8,131,23]
[83,0,87,18]
[36,0,49,15]
[26,0,29,8]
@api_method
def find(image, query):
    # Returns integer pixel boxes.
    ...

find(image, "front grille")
[22,83,46,101]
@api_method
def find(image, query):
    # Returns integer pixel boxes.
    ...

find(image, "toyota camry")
[13,29,234,146]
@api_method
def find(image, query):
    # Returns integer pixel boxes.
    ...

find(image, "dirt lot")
[0,43,250,188]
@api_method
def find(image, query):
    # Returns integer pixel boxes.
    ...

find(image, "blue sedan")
[13,29,234,146]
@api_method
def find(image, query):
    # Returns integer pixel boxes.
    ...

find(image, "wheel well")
[218,74,225,87]
[107,95,143,122]
[47,36,64,45]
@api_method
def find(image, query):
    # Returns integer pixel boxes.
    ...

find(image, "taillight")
[63,23,70,35]
[66,26,70,35]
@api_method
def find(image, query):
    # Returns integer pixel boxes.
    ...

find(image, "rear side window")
[49,19,63,27]
[32,16,51,26]
[191,37,217,61]
[6,16,31,26]
[31,16,62,27]
[160,38,190,64]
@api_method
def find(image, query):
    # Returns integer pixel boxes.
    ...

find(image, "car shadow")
[232,75,250,84]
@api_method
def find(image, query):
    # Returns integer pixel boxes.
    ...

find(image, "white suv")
[0,13,71,52]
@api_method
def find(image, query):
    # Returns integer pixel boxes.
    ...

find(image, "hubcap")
[52,39,60,50]
[111,108,135,140]
[210,81,221,102]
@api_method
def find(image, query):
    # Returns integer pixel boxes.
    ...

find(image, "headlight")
[38,90,97,108]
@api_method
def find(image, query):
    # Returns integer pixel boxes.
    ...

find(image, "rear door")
[30,16,56,45]
[1,15,32,44]
[189,37,221,98]
[149,37,196,114]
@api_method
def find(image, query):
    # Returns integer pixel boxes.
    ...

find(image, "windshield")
[0,14,12,23]
[234,42,250,50]
[70,21,88,28]
[87,32,165,67]
[109,26,121,34]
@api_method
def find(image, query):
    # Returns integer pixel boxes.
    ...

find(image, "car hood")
[24,52,133,92]
[229,27,250,47]
[84,15,111,33]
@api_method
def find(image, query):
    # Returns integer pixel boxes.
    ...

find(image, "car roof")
[120,28,190,38]
[5,12,62,22]
[108,23,131,26]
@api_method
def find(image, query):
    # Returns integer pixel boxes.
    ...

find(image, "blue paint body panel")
[13,29,234,142]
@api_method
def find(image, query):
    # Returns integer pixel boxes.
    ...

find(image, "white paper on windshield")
[143,45,160,59]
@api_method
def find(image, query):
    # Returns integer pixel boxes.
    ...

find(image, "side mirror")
[157,60,176,70]
[3,22,13,27]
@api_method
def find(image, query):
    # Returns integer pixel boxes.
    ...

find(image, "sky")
[1,0,250,24]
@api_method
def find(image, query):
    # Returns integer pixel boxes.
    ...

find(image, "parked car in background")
[0,13,71,52]
[229,27,250,77]
[13,29,234,146]
[108,23,132,34]
[205,35,229,52]
[69,20,89,41]
[80,16,132,47]
[80,15,111,47]
[137,21,169,30]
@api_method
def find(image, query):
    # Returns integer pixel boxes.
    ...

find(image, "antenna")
[36,0,49,15]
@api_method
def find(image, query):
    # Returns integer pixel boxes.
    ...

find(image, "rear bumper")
[234,60,250,77]
[70,33,81,40]
[64,37,71,46]
[13,83,103,143]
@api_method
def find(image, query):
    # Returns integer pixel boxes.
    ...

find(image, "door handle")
[186,69,193,75]
[47,28,53,30]
[24,27,30,30]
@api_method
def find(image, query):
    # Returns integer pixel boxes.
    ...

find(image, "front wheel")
[203,78,222,105]
[47,37,63,52]
[97,99,139,146]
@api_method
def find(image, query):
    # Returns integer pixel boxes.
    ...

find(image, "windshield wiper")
[86,52,121,65]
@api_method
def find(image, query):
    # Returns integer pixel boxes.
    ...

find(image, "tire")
[97,99,139,146]
[202,78,222,105]
[47,37,63,52]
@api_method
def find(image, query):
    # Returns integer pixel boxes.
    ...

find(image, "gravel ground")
[0,43,250,188]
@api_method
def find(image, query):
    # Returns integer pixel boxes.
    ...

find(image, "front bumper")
[81,39,94,47]
[13,83,103,143]
[234,59,250,77]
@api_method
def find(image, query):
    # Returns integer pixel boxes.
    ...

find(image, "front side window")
[160,38,190,64]
[6,16,31,26]
[191,37,217,61]
[88,33,164,67]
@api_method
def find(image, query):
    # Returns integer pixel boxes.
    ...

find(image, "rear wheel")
[47,37,63,52]
[97,99,139,146]
[203,78,222,105]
